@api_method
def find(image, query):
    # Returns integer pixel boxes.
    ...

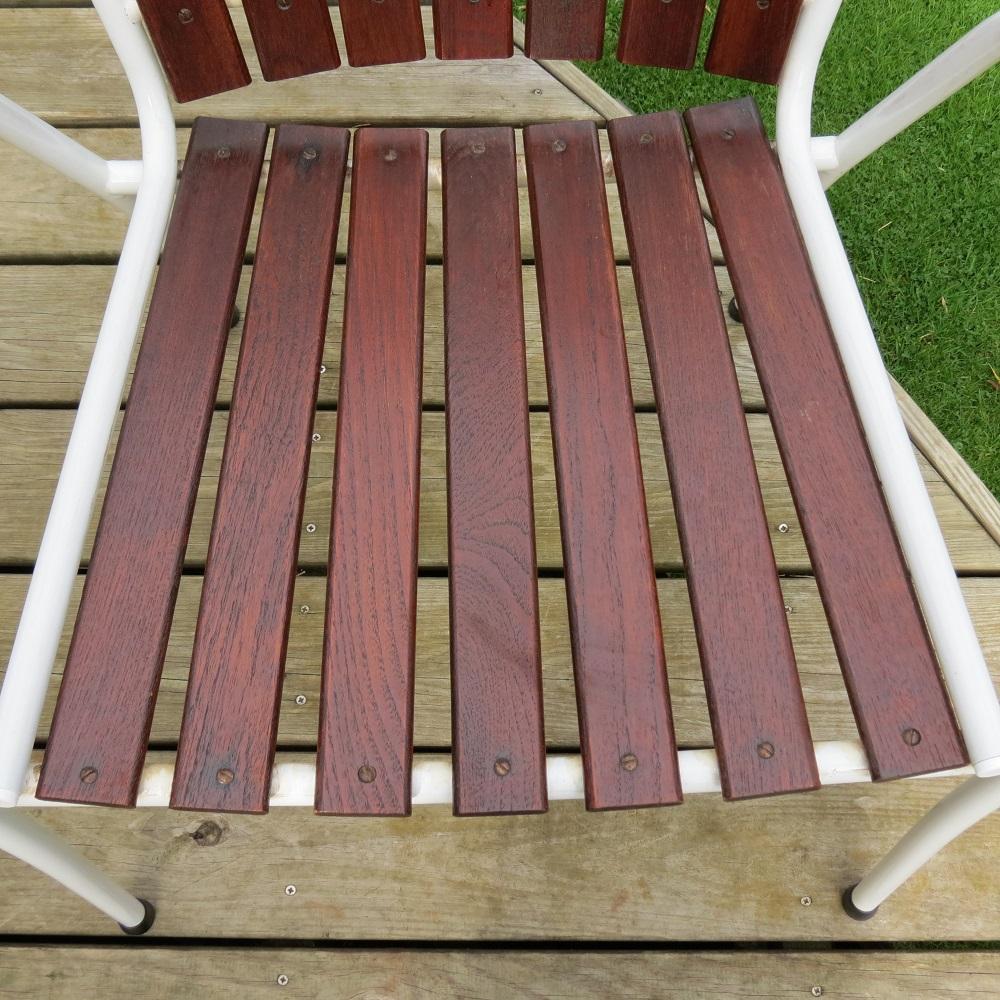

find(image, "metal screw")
[301,146,317,160]
[79,766,98,784]
[178,7,193,23]
[216,768,235,785]
[757,741,775,759]
[800,895,812,906]
[777,522,790,533]
[216,146,231,160]
[284,884,297,896]
[722,127,735,140]
[757,0,770,8]
[312,432,321,442]
[494,757,511,777]
[532,88,543,95]
[319,364,327,374]
[552,139,567,153]
[902,727,922,747]
[358,764,377,783]
[277,0,291,8]
[620,753,639,772]
[470,140,486,155]
[639,132,654,145]
[469,0,480,4]
[277,974,290,986]
[295,694,307,706]
[661,0,673,4]
[811,988,823,998]
[784,603,793,614]
[305,523,317,533]
[299,604,310,615]
[384,148,398,162]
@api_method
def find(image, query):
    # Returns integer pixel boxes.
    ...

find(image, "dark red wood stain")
[338,0,426,66]
[316,128,428,816]
[136,0,251,103]
[170,124,349,814]
[35,119,267,809]
[442,127,547,816]
[432,0,513,60]
[241,0,340,81]
[617,0,705,70]
[609,111,818,800]
[686,98,967,780]
[524,0,607,61]
[524,121,681,811]
[704,0,804,85]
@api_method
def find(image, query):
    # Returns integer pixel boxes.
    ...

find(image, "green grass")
[549,2,1000,498]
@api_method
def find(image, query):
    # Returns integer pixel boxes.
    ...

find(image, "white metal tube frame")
[0,0,997,932]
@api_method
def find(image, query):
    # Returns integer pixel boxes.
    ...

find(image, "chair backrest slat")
[317,128,428,817]
[704,0,804,85]
[687,97,967,780]
[170,124,349,814]
[432,0,513,59]
[442,127,547,816]
[241,0,341,81]
[524,0,607,60]
[338,0,427,67]
[36,118,267,808]
[136,0,251,103]
[524,120,682,811]
[610,110,819,800]
[617,0,705,70]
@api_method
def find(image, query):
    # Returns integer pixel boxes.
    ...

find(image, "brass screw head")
[216,768,235,785]
[494,758,511,777]
[620,753,639,772]
[757,741,775,759]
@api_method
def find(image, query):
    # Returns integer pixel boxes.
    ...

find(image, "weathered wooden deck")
[2,5,1000,995]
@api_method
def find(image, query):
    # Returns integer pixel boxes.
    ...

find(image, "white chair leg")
[844,774,1000,919]
[0,810,155,934]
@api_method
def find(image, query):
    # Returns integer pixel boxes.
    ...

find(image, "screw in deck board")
[757,742,775,759]
[216,768,235,785]
[277,974,289,986]
[494,758,511,777]
[284,884,296,896]
[800,895,812,906]
[902,728,923,746]
[79,766,99,784]
[177,7,193,23]
[620,753,639,772]
[295,694,307,706]
[358,764,377,783]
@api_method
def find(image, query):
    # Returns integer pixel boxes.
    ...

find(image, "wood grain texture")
[5,948,1000,999]
[135,0,251,103]
[617,0,705,70]
[4,576,1000,751]
[316,128,428,816]
[610,111,818,801]
[524,120,681,811]
[36,119,266,808]
[432,0,512,59]
[171,124,349,813]
[704,0,804,85]
[240,0,340,81]
[338,0,426,66]
[524,0,607,60]
[686,97,967,781]
[442,127,546,815]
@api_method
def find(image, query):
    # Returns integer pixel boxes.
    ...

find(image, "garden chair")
[0,0,998,936]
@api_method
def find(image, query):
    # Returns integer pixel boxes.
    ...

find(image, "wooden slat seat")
[38,98,967,818]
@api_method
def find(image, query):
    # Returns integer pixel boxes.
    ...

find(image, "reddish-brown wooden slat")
[524,121,681,811]
[685,97,967,780]
[617,0,705,70]
[170,124,349,814]
[135,0,251,103]
[524,0,607,60]
[432,0,513,59]
[35,119,267,809]
[609,112,818,800]
[338,0,426,66]
[241,0,340,81]
[704,0,804,85]
[442,127,546,816]
[316,128,428,817]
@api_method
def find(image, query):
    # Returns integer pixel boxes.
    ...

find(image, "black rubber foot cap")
[842,884,878,921]
[120,898,156,936]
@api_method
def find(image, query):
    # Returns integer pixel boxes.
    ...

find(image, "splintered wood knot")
[639,132,654,145]
[620,753,639,772]
[79,766,99,784]
[552,139,567,153]
[177,7,193,23]
[216,768,235,785]
[191,820,223,847]
[277,0,291,9]
[902,728,922,747]
[494,758,511,777]
[384,148,398,162]
[470,140,486,155]
[722,128,736,140]
[358,764,377,783]
[757,741,775,759]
